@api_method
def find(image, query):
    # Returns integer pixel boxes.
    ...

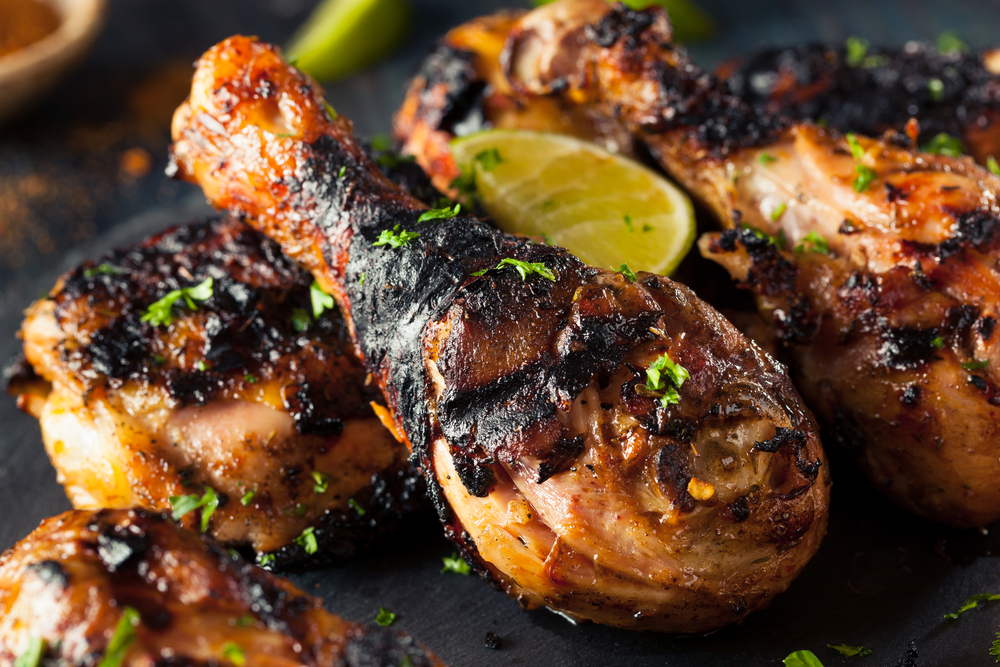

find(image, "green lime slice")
[286,0,411,82]
[451,130,695,276]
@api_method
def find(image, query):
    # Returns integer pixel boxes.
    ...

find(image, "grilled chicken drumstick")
[168,35,829,632]
[450,0,1000,527]
[9,216,422,569]
[0,508,441,666]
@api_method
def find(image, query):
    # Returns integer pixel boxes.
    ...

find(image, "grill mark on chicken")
[717,41,1000,165]
[0,509,442,666]
[168,35,830,632]
[10,216,423,564]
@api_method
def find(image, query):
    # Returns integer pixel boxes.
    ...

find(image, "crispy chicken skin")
[9,216,422,568]
[716,41,1000,166]
[478,0,1000,526]
[168,35,829,632]
[0,508,441,666]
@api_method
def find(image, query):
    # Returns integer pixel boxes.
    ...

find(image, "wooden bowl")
[0,0,107,124]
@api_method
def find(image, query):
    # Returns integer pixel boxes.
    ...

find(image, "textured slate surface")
[2,1,1000,665]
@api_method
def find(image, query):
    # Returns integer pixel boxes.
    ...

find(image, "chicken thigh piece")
[168,35,829,632]
[9,215,422,568]
[0,508,441,666]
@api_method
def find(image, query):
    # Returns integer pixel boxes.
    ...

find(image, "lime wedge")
[286,0,410,82]
[451,130,695,276]
[531,0,714,43]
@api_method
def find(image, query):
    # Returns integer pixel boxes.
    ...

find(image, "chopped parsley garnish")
[441,553,471,575]
[291,307,311,333]
[84,263,123,278]
[944,592,1000,619]
[152,354,165,365]
[240,490,256,506]
[231,615,256,628]
[312,471,330,494]
[937,30,969,55]
[373,223,420,248]
[14,636,45,667]
[348,497,366,516]
[619,262,637,282]
[474,147,503,172]
[758,153,777,165]
[310,281,334,318]
[169,486,219,532]
[784,651,824,667]
[795,231,830,254]
[991,632,1000,662]
[853,164,877,193]
[359,272,365,286]
[417,203,460,223]
[642,223,654,232]
[846,133,865,160]
[375,153,416,170]
[921,132,965,157]
[645,352,689,409]
[141,277,213,327]
[471,258,556,282]
[845,36,869,67]
[98,607,140,667]
[988,156,1000,176]
[370,133,391,152]
[741,223,786,248]
[324,102,338,120]
[296,526,318,554]
[222,642,245,666]
[375,607,397,626]
[828,644,872,658]
[244,373,257,384]
[295,503,308,517]
[771,202,787,221]
[931,336,945,350]
[259,553,276,566]
[624,214,635,232]
[928,77,944,102]
[195,360,209,372]
[451,169,477,197]
[962,359,989,371]
[338,165,346,178]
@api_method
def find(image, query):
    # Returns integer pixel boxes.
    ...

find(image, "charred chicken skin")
[0,508,441,666]
[9,215,422,568]
[420,0,1000,527]
[167,35,830,633]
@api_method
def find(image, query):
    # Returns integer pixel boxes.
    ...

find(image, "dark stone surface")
[3,1,1000,665]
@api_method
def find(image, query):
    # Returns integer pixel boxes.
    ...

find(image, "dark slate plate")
[2,1,1000,665]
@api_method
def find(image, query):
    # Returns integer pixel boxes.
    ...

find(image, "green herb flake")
[758,153,777,165]
[240,490,256,506]
[259,553,276,566]
[310,281,335,318]
[152,354,165,365]
[944,592,1000,619]
[295,526,318,554]
[370,133,392,152]
[169,486,219,532]
[141,277,214,327]
[771,202,787,221]
[540,199,556,212]
[645,352,689,409]
[417,204,460,223]
[846,133,865,160]
[375,607,397,627]
[624,214,635,232]
[84,263,123,278]
[795,231,830,255]
[232,615,256,628]
[784,650,824,667]
[312,471,330,494]
[619,263,638,283]
[244,373,257,384]
[295,503,308,517]
[324,102,338,120]
[931,336,945,350]
[741,223,783,248]
[474,147,503,172]
[845,36,869,67]
[441,553,472,575]
[921,132,965,157]
[451,169,477,197]
[988,156,1000,176]
[642,223,654,232]
[400,657,414,667]
[853,164,878,193]
[338,165,346,178]
[222,642,246,666]
[928,77,944,102]
[962,359,989,371]
[471,258,556,282]
[14,636,46,667]
[98,607,140,667]
[991,632,1000,662]
[195,360,209,372]
[373,223,421,248]
[828,644,873,658]
[359,272,366,286]
[348,497,366,516]
[937,30,969,55]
